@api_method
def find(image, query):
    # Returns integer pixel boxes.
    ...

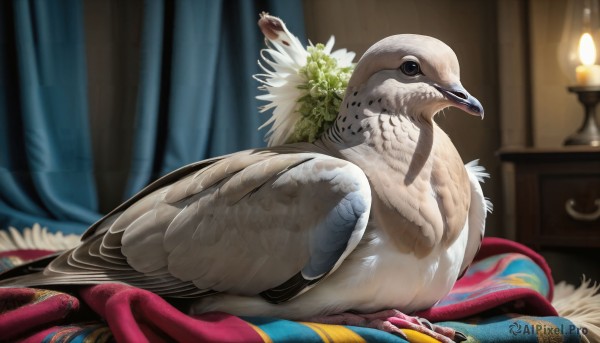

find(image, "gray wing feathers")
[158,151,371,296]
[303,184,370,279]
[1,146,371,302]
[81,155,227,240]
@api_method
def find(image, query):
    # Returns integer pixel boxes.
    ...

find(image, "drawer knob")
[565,199,600,221]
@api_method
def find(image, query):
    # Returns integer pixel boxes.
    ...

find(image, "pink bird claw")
[308,309,467,343]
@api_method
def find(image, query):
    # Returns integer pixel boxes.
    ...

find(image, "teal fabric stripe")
[245,317,326,343]
[246,315,582,343]
[501,255,550,297]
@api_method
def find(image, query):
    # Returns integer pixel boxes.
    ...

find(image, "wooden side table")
[499,147,600,284]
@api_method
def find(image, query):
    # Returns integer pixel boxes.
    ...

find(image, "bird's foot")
[307,309,466,343]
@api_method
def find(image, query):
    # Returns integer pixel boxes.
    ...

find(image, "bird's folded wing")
[4,145,371,303]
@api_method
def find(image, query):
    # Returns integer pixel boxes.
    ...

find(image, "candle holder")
[565,86,600,146]
[558,0,600,83]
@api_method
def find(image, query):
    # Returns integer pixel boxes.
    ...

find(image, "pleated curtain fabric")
[0,0,306,234]
[0,0,101,234]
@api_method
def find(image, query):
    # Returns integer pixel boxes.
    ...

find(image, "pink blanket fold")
[80,284,263,343]
[0,287,79,341]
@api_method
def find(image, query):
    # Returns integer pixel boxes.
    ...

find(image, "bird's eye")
[399,61,421,76]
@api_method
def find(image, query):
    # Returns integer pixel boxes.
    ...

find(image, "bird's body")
[1,29,490,341]
[193,209,471,320]
[190,76,484,318]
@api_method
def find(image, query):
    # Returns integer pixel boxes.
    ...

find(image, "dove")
[0,15,490,343]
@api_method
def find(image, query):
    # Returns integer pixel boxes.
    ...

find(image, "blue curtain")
[0,0,101,234]
[0,0,306,234]
[125,0,306,196]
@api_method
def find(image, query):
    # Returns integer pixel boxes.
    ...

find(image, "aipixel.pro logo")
[509,321,588,336]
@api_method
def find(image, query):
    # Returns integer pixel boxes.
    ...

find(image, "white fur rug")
[0,224,80,251]
[1,225,599,342]
[553,278,600,343]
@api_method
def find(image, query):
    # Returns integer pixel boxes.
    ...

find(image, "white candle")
[576,65,600,85]
[575,33,600,85]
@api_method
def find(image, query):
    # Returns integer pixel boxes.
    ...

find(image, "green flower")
[255,13,355,146]
[291,44,354,143]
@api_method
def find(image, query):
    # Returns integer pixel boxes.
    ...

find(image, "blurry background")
[1,0,598,285]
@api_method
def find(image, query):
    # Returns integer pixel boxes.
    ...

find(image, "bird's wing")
[458,160,492,278]
[81,154,230,241]
[3,144,371,303]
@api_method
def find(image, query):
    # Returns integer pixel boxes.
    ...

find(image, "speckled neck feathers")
[319,76,470,256]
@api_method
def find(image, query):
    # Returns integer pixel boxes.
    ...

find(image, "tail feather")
[0,253,59,283]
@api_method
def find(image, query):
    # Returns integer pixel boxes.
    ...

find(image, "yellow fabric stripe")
[402,329,442,343]
[248,323,274,343]
[299,322,366,343]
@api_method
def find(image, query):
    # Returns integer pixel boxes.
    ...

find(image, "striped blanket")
[0,238,584,342]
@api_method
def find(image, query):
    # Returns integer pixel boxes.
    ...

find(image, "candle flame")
[579,32,597,66]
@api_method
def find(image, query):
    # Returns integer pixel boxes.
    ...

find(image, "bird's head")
[254,16,483,146]
[346,34,484,121]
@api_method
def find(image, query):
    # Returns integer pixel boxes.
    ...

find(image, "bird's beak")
[434,84,484,119]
